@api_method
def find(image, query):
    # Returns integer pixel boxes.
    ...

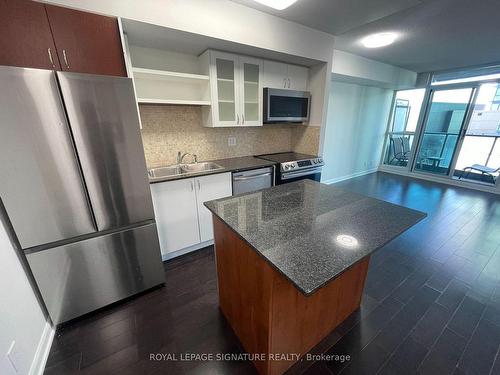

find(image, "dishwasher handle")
[233,172,272,181]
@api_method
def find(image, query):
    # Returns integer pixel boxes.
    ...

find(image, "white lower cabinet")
[196,173,233,242]
[150,172,232,257]
[150,178,200,256]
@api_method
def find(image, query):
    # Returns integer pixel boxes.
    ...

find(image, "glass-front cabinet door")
[213,53,239,126]
[239,57,262,126]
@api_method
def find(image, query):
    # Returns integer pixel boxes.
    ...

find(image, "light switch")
[228,137,236,146]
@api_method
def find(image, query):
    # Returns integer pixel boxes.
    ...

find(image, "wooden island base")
[213,216,370,375]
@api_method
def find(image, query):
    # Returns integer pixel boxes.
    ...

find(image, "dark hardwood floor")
[44,172,500,375]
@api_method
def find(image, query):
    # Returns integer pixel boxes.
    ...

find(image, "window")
[492,87,500,111]
[381,64,500,188]
[432,65,500,86]
[383,89,425,167]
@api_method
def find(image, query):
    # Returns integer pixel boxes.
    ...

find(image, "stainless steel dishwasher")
[232,166,274,195]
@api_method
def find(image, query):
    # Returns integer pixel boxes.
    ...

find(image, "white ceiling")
[233,0,500,73]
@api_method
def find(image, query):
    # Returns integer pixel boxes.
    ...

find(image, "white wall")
[0,220,52,375]
[321,81,394,184]
[331,50,417,90]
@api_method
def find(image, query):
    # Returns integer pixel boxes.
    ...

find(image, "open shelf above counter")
[137,98,211,106]
[129,63,211,107]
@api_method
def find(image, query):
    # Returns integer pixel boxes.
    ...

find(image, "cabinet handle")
[237,114,240,124]
[197,180,201,190]
[283,78,287,88]
[190,181,194,191]
[62,49,70,68]
[47,48,55,68]
[288,78,291,88]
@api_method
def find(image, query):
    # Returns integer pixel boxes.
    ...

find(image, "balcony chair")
[459,164,500,183]
[389,136,411,166]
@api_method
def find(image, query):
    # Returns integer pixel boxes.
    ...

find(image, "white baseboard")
[321,168,379,185]
[161,239,214,261]
[378,166,499,195]
[29,322,55,375]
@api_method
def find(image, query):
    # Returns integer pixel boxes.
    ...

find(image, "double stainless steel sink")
[148,162,224,179]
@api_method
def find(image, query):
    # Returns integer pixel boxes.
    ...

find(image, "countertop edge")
[204,200,427,297]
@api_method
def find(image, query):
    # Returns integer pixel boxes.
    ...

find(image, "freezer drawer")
[57,72,154,231]
[0,66,95,249]
[26,223,165,324]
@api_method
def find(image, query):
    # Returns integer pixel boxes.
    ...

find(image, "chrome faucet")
[177,151,198,164]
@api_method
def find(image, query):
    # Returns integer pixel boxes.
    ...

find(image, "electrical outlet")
[6,341,18,373]
[228,136,236,147]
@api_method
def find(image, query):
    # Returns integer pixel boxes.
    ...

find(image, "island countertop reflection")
[204,180,426,295]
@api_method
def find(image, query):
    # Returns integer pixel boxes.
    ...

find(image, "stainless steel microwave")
[263,88,311,123]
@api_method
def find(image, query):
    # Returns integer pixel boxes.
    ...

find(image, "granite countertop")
[204,180,426,296]
[148,156,276,183]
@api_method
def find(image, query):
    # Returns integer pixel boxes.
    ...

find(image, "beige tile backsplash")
[139,104,320,168]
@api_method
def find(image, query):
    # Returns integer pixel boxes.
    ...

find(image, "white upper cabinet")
[239,56,263,126]
[203,50,262,127]
[263,60,308,91]
[287,64,308,91]
[212,52,240,126]
[262,60,288,89]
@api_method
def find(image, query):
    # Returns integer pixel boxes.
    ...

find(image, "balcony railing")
[415,132,499,181]
[385,131,500,183]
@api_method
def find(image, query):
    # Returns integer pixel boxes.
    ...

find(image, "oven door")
[264,88,311,123]
[278,167,322,184]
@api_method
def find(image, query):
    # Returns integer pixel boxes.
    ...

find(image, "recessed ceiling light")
[252,0,299,10]
[361,32,397,48]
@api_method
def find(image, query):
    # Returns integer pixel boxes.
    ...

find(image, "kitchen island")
[204,180,426,375]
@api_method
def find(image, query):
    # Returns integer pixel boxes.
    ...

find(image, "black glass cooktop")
[256,152,318,163]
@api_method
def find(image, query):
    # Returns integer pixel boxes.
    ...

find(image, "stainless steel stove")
[256,152,324,184]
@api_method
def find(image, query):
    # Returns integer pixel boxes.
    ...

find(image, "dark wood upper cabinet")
[45,4,127,77]
[0,0,61,70]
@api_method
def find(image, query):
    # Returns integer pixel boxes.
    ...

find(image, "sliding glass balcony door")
[413,88,474,176]
[453,83,500,185]
[381,65,500,191]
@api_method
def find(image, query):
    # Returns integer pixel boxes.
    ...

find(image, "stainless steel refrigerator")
[0,65,165,324]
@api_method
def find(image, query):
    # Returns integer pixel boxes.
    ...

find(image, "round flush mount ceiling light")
[252,0,299,10]
[335,234,359,248]
[361,32,398,48]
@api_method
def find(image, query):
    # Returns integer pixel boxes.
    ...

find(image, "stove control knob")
[284,165,289,170]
